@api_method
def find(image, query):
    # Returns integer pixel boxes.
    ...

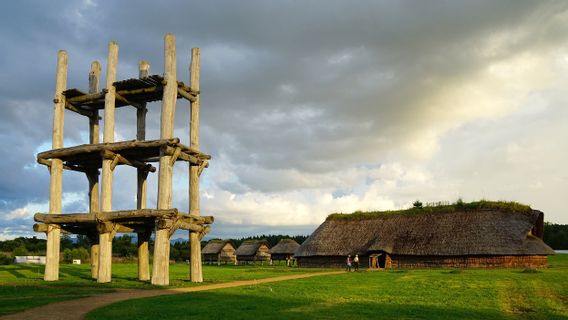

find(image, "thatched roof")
[269,239,300,255]
[202,240,236,255]
[295,208,554,257]
[235,240,271,256]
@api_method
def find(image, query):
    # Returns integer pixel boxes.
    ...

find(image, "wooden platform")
[63,74,198,117]
[37,138,211,173]
[34,208,213,236]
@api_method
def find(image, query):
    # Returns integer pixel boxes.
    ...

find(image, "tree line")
[0,234,309,264]
[543,223,568,250]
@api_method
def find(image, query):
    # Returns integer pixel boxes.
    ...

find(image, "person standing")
[346,255,352,272]
[354,254,360,271]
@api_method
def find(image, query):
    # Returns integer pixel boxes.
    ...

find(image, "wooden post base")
[151,228,171,285]
[97,232,113,283]
[44,226,61,281]
[137,231,151,281]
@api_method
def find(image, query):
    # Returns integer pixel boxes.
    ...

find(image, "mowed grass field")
[87,255,568,320]
[0,263,324,316]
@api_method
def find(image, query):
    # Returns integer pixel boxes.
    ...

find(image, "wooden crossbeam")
[169,147,182,165]
[37,158,89,173]
[65,101,98,118]
[198,159,209,176]
[101,150,156,172]
[115,92,145,109]
[177,87,196,102]
[198,226,211,240]
[162,145,200,165]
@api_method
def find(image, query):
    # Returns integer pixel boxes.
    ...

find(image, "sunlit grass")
[0,263,325,315]
[87,255,568,320]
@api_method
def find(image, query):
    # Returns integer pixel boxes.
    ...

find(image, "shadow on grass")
[86,290,548,320]
[0,264,43,280]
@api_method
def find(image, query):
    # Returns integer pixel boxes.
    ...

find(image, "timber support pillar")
[87,232,100,279]
[151,33,177,286]
[137,228,151,281]
[45,50,68,281]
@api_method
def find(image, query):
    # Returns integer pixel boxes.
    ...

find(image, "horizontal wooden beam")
[34,213,96,224]
[176,220,204,232]
[37,158,90,173]
[38,138,180,160]
[66,92,104,105]
[34,209,182,224]
[33,223,71,234]
[182,214,214,224]
[115,92,145,109]
[65,102,98,118]
[102,208,178,221]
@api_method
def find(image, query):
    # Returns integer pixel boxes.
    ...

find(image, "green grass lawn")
[87,255,568,320]
[0,262,324,316]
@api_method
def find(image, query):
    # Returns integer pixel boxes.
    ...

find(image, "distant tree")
[13,245,28,256]
[75,235,91,249]
[62,247,89,263]
[0,253,12,265]
[230,234,309,248]
[113,235,136,257]
[61,235,75,250]
[172,240,189,261]
[413,200,423,209]
[544,223,568,249]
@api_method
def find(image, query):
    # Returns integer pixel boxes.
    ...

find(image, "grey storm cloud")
[1,0,567,239]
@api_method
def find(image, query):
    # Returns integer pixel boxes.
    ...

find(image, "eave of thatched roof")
[235,240,271,256]
[295,209,554,257]
[202,240,236,255]
[269,239,300,255]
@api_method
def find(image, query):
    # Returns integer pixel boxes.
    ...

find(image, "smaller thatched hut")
[235,240,271,264]
[202,240,237,265]
[269,239,300,265]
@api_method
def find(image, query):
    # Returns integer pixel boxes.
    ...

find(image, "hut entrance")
[369,253,387,269]
[378,253,386,268]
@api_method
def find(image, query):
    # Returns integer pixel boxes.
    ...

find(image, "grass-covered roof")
[296,200,553,257]
[327,200,532,220]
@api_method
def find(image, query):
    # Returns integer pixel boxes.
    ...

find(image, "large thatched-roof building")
[235,240,271,264]
[202,240,237,265]
[270,239,300,263]
[295,202,554,269]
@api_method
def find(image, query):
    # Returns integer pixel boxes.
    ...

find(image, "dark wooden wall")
[297,255,548,269]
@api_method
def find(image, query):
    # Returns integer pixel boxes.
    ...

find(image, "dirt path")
[1,271,343,320]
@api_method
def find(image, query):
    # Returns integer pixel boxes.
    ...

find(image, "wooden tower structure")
[33,34,213,285]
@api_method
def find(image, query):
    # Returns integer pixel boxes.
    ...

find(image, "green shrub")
[62,248,89,263]
[13,245,28,256]
[0,253,12,265]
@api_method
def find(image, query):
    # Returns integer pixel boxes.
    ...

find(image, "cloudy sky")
[1,1,567,240]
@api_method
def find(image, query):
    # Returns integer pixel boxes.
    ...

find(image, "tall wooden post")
[45,50,67,281]
[88,61,101,279]
[151,34,176,286]
[189,48,203,282]
[98,41,118,283]
[136,60,150,281]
